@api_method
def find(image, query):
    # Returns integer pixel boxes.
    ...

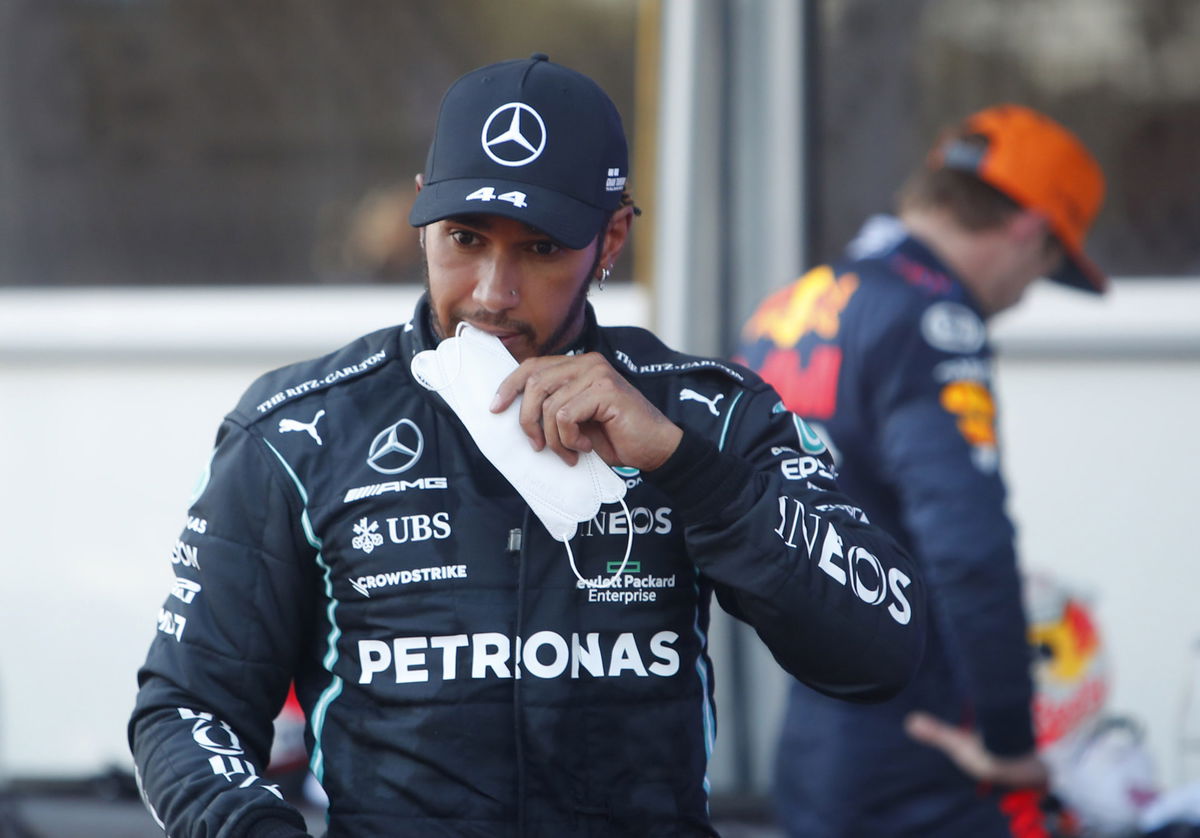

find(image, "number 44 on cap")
[466,187,528,208]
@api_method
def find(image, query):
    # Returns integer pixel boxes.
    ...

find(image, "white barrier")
[1,278,1198,795]
[0,285,647,778]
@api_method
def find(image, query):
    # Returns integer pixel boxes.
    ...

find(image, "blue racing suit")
[735,216,1037,837]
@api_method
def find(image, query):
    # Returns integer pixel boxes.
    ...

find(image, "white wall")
[991,279,1200,788]
[0,285,647,778]
[1,279,1198,796]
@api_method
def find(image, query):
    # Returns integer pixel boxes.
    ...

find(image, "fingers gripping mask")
[410,324,631,587]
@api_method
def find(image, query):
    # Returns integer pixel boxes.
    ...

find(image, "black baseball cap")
[409,53,629,250]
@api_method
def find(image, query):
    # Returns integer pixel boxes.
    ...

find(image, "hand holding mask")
[411,324,630,585]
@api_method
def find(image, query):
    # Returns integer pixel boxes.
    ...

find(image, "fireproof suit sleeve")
[128,419,317,837]
[868,295,1035,757]
[647,385,926,702]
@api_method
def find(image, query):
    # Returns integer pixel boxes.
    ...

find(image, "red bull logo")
[741,266,859,347]
[752,345,841,421]
[1029,589,1109,747]
[739,267,859,422]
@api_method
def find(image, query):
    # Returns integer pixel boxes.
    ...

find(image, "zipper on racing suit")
[510,524,528,834]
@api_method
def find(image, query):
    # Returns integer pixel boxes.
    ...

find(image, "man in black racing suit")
[129,54,925,838]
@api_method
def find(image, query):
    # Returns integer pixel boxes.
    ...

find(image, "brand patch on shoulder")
[613,350,745,382]
[920,302,985,355]
[255,349,387,415]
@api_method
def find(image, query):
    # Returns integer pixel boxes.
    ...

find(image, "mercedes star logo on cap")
[481,102,547,167]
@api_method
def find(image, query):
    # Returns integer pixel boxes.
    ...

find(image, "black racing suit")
[129,296,925,837]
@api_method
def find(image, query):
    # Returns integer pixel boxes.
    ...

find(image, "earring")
[598,265,611,291]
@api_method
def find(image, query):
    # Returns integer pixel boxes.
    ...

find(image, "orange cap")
[932,104,1107,293]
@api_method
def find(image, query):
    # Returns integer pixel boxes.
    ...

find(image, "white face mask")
[410,323,630,586]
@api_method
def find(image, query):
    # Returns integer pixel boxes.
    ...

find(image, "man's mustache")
[450,310,536,341]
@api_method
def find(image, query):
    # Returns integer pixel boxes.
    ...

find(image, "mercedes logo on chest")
[481,102,546,167]
[366,419,424,474]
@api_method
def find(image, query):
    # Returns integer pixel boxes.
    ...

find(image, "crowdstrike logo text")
[350,564,468,598]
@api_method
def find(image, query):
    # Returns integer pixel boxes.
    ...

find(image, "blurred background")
[0,0,1198,835]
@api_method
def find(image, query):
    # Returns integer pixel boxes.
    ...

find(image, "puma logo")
[679,388,724,417]
[279,410,326,445]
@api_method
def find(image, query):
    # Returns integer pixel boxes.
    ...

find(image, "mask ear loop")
[564,495,634,588]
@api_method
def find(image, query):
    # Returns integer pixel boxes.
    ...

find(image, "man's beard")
[423,258,592,356]
[534,278,591,355]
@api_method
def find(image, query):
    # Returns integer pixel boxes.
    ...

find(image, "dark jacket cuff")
[644,429,753,523]
[979,703,1037,757]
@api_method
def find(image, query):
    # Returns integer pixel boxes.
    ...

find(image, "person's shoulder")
[842,250,972,342]
[227,324,402,427]
[847,265,986,359]
[847,256,990,361]
[841,216,961,307]
[602,325,770,394]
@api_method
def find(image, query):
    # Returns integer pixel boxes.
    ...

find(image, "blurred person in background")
[313,184,424,284]
[736,104,1106,837]
[128,53,925,837]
